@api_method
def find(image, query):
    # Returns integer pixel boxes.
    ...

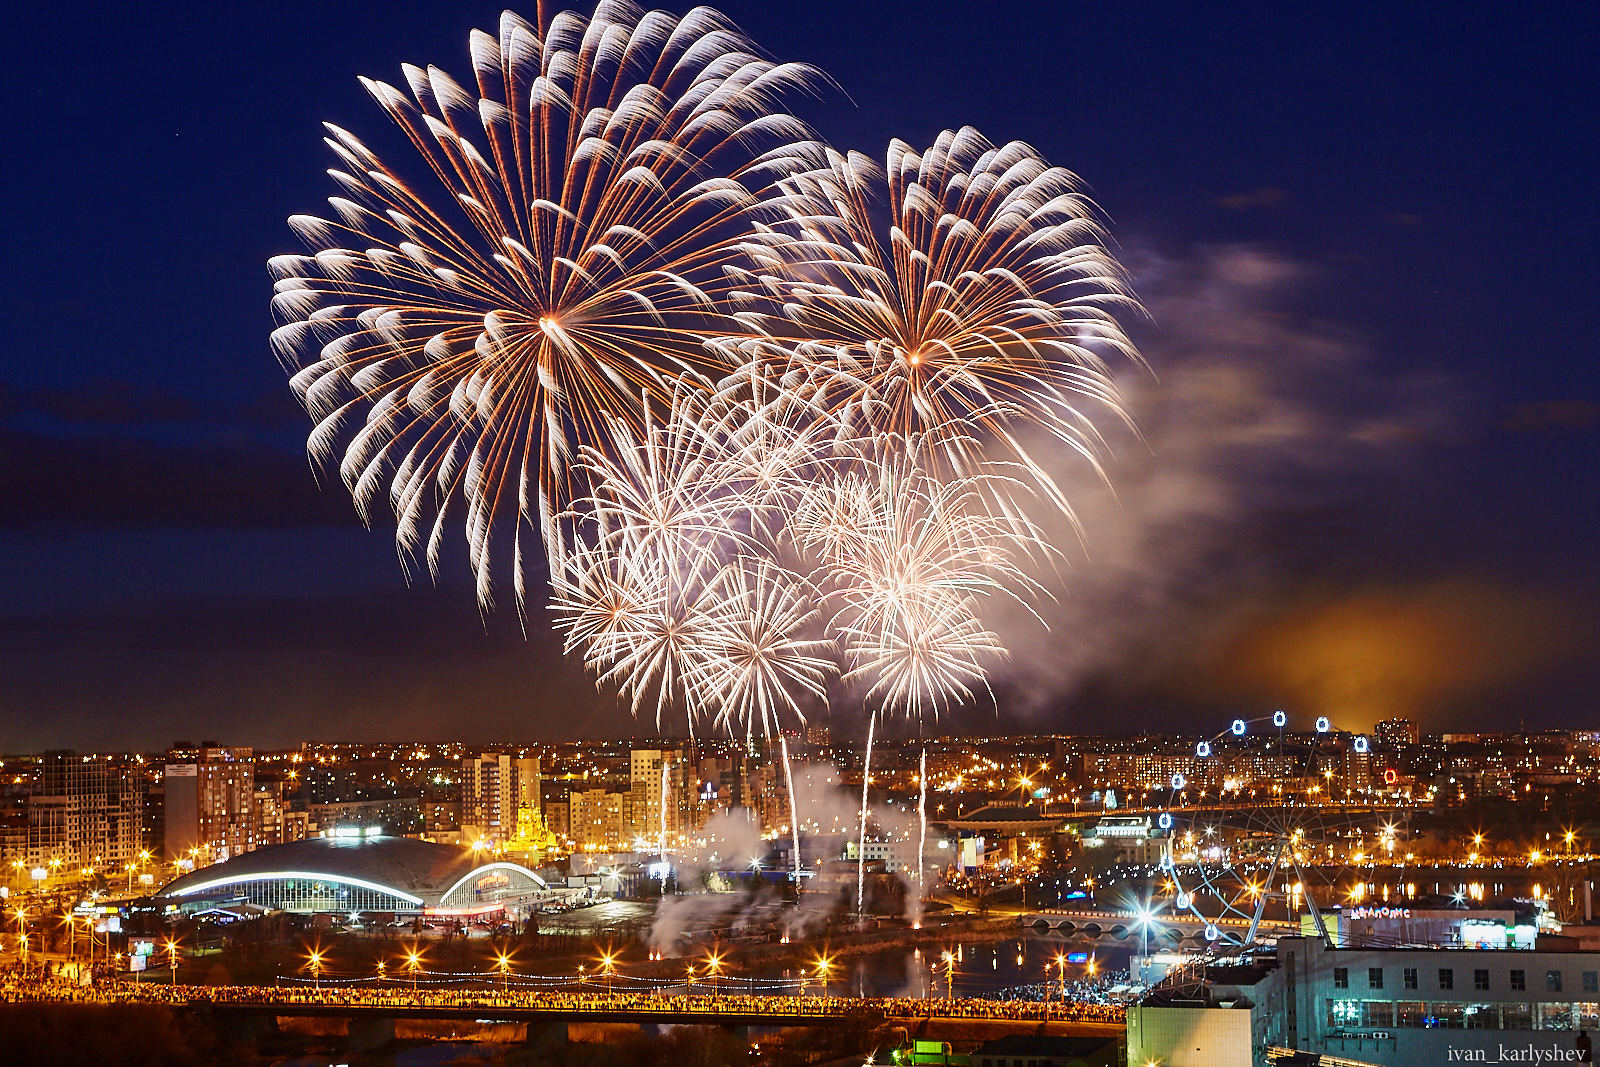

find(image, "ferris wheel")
[1152,711,1372,948]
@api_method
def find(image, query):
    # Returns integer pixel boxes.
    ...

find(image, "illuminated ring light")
[1206,924,1220,941]
[1196,741,1212,758]
[1384,768,1398,785]
[1159,852,1175,871]
[1316,716,1331,733]
[1176,892,1192,910]
[1170,774,1186,790]
[1354,735,1369,754]
[1158,812,1173,830]
[1231,719,1247,736]
[1273,709,1287,727]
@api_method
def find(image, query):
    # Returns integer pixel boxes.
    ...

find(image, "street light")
[813,955,833,1000]
[494,952,513,993]
[306,948,325,990]
[405,946,424,994]
[163,937,180,985]
[704,950,724,996]
[940,951,955,1001]
[1135,904,1158,962]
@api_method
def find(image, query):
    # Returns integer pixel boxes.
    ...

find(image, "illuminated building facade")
[459,752,539,846]
[152,833,548,916]
[19,752,142,872]
[163,745,256,865]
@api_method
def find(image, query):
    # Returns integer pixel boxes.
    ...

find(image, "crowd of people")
[0,968,1125,1024]
[878,994,1124,1023]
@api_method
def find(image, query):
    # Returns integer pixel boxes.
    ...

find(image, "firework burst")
[727,127,1142,527]
[270,4,824,609]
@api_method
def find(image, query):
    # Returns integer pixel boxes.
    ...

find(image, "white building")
[1127,935,1600,1067]
[1284,934,1600,1066]
[1127,959,1287,1067]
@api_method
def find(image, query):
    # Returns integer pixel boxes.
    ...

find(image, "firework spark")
[727,128,1142,527]
[552,380,836,735]
[802,439,1032,722]
[271,5,824,609]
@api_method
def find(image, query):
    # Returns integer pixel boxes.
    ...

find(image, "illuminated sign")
[475,871,510,890]
[1349,906,1411,919]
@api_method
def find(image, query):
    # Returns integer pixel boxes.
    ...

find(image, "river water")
[532,900,1135,998]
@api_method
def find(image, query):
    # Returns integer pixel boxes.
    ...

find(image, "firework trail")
[780,734,802,883]
[659,758,669,893]
[855,709,874,919]
[271,4,825,609]
[917,745,928,918]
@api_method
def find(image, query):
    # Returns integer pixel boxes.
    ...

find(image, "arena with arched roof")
[152,833,548,916]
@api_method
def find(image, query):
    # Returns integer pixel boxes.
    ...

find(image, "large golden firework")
[726,127,1143,528]
[270,4,824,608]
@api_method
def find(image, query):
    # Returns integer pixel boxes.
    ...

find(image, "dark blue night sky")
[3,1,1596,748]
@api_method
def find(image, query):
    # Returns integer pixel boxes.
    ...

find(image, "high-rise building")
[628,747,687,843]
[569,788,625,849]
[253,780,287,847]
[628,749,661,843]
[22,753,142,873]
[1376,717,1421,747]
[459,753,540,846]
[163,744,257,866]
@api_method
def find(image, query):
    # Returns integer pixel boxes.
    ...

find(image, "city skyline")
[2,2,1597,751]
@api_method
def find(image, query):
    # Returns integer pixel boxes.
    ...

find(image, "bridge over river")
[15,982,1123,1052]
[1019,907,1298,944]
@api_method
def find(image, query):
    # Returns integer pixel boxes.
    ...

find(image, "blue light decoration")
[1170,774,1186,790]
[1273,709,1287,727]
[1196,741,1212,757]
[1206,924,1220,941]
[1158,812,1173,829]
[1354,735,1369,753]
[1316,716,1331,733]
[1232,719,1247,736]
